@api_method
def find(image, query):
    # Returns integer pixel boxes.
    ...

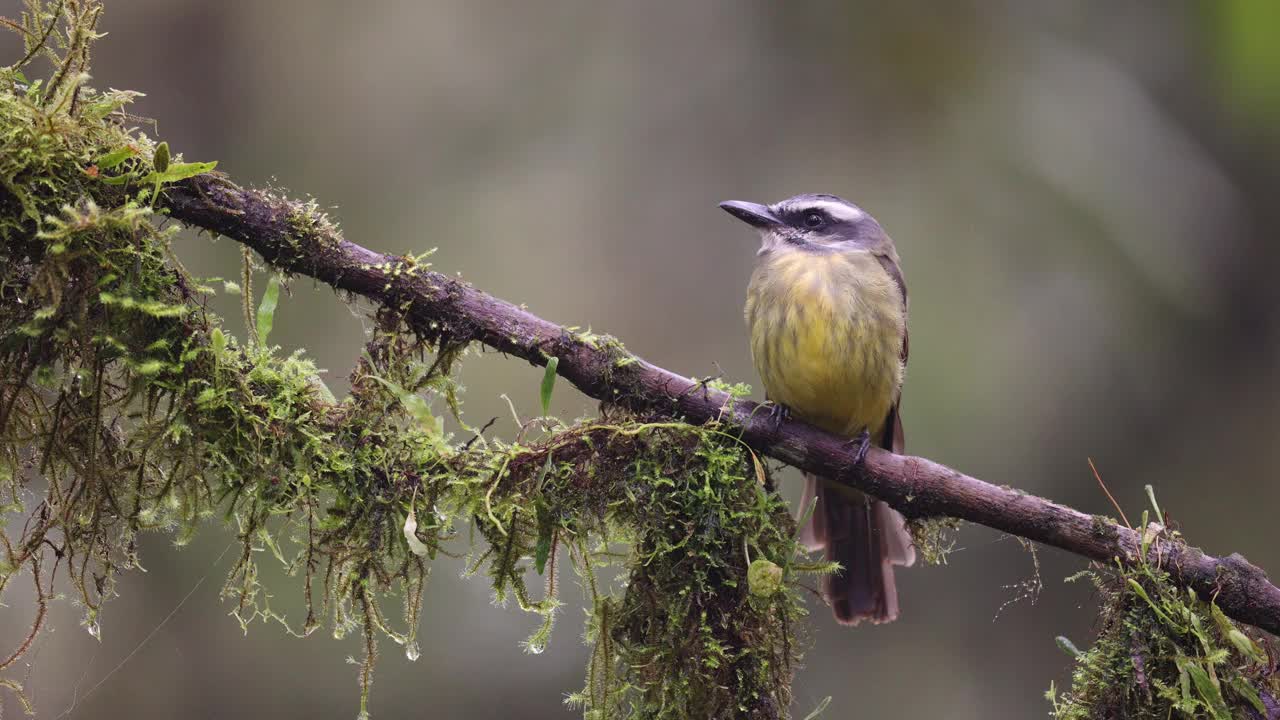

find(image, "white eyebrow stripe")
[783,199,865,223]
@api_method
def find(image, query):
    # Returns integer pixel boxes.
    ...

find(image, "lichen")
[0,3,811,717]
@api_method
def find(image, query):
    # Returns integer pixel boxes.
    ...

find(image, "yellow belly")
[745,250,904,437]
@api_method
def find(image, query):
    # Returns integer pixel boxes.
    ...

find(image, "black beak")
[719,200,781,229]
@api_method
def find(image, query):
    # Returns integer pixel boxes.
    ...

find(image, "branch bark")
[162,172,1280,636]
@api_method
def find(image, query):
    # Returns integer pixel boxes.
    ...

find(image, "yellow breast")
[745,249,905,437]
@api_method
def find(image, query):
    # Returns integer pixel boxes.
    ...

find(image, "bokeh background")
[4,1,1280,718]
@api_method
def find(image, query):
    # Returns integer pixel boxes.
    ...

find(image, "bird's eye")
[803,213,825,228]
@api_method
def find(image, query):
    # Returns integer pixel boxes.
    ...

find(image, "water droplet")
[86,621,100,640]
[404,642,420,662]
[526,641,545,655]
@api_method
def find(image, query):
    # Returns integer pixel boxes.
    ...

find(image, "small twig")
[460,416,497,452]
[677,366,724,401]
[1089,457,1131,530]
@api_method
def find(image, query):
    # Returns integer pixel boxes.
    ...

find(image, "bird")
[720,193,915,625]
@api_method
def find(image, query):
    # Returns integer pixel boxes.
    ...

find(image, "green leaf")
[403,509,430,557]
[1179,657,1230,719]
[535,453,554,491]
[1232,677,1267,715]
[540,356,558,416]
[1227,628,1266,663]
[95,146,136,170]
[255,275,280,346]
[156,160,217,183]
[750,450,767,486]
[153,141,170,173]
[532,497,555,575]
[366,376,438,431]
[1055,635,1083,658]
[1207,597,1266,661]
[140,160,218,186]
[399,392,435,429]
[1177,658,1192,705]
[210,327,226,357]
[1188,609,1210,652]
[311,376,338,404]
[534,529,553,575]
[794,496,820,547]
[1145,484,1163,519]
[98,172,134,186]
[1127,579,1176,627]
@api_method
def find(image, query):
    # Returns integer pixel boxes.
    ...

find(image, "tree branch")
[163,172,1280,637]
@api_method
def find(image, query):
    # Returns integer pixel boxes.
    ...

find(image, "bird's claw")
[767,402,791,431]
[847,429,872,468]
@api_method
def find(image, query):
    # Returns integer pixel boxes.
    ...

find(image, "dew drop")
[86,621,101,640]
[405,641,420,662]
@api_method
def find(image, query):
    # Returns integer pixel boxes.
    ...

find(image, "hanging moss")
[1048,519,1280,719]
[0,3,817,717]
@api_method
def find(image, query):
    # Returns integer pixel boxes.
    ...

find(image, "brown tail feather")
[802,472,914,625]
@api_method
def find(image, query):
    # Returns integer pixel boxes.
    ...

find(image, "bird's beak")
[719,200,781,229]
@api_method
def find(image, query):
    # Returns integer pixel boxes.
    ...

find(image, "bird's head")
[719,194,886,255]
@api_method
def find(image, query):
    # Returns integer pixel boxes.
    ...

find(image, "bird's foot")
[767,401,791,431]
[847,429,872,469]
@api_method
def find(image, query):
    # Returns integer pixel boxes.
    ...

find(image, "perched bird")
[720,194,915,625]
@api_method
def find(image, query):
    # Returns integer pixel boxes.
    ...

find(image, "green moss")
[1049,522,1278,719]
[285,200,342,252]
[1091,514,1119,539]
[906,516,961,566]
[0,4,809,717]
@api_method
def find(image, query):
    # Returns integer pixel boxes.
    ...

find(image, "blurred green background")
[3,1,1280,718]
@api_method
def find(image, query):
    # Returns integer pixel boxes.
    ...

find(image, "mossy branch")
[2,3,1279,717]
[157,171,1280,638]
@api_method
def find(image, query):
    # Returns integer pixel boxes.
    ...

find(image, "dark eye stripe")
[781,207,832,228]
